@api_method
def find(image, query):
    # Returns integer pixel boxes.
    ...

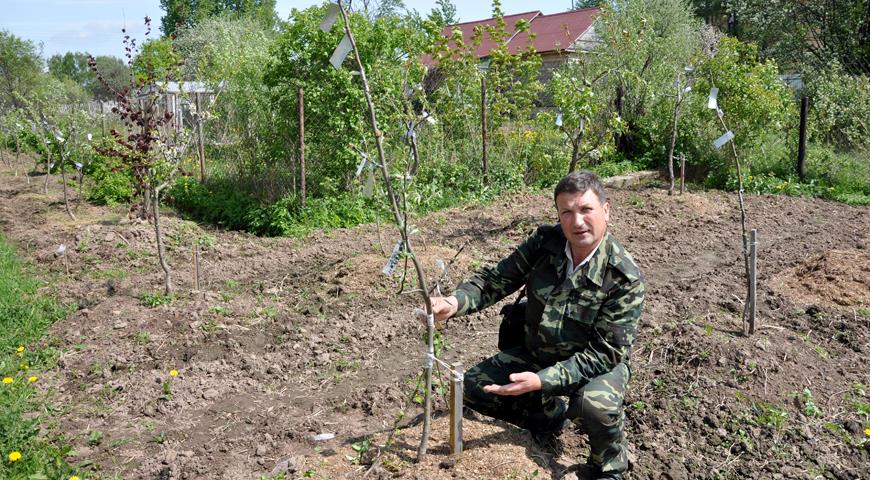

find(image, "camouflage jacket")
[453,225,645,396]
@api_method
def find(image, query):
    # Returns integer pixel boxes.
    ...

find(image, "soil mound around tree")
[773,249,870,309]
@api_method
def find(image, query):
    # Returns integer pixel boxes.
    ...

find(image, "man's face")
[556,189,610,255]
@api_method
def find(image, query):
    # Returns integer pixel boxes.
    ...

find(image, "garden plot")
[1,164,868,480]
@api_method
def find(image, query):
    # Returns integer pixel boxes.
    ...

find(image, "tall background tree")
[731,0,870,74]
[0,30,43,111]
[159,0,278,37]
[48,52,131,100]
[572,0,605,9]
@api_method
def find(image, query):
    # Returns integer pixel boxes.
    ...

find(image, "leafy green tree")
[48,52,130,100]
[572,0,605,9]
[175,16,276,189]
[0,30,43,111]
[47,52,91,86]
[159,0,278,37]
[731,0,870,74]
[265,4,426,197]
[588,0,701,157]
[695,36,795,148]
[428,0,457,26]
[132,38,181,83]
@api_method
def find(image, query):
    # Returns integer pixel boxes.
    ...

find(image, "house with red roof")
[426,7,601,81]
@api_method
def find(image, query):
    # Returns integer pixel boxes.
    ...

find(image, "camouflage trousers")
[464,346,630,473]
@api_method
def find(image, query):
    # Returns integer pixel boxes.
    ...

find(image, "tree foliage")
[731,0,870,74]
[572,0,605,9]
[159,0,278,37]
[264,4,426,197]
[48,52,130,100]
[0,30,43,112]
[587,0,701,157]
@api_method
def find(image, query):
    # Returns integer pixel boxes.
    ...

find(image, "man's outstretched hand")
[429,295,459,323]
[483,372,542,396]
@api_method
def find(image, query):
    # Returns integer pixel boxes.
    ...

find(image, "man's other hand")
[428,296,458,323]
[482,372,542,396]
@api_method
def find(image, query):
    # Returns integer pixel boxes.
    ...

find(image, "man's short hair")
[554,171,607,204]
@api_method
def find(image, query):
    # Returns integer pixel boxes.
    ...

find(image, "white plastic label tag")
[382,241,404,276]
[320,3,341,32]
[713,130,734,149]
[707,87,719,110]
[329,34,353,69]
[355,153,368,177]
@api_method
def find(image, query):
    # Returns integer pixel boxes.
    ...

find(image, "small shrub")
[83,143,136,206]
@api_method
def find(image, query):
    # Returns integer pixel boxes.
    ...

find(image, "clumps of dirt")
[773,249,870,309]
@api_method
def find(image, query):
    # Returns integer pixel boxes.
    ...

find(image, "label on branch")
[382,241,404,276]
[707,87,719,110]
[355,153,368,177]
[329,34,353,70]
[713,130,735,149]
[320,3,341,32]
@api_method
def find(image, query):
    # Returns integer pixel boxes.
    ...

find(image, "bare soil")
[1,159,868,480]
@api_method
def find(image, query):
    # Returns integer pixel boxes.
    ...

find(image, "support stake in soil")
[449,362,464,456]
[748,229,758,334]
[193,244,201,291]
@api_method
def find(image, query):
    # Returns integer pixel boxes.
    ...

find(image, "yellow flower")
[20,364,28,370]
[169,370,178,377]
[28,376,37,383]
[8,451,21,462]
[2,377,13,384]
[17,346,24,353]
[865,428,870,437]
[70,476,81,480]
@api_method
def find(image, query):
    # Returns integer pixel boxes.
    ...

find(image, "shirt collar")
[565,235,605,282]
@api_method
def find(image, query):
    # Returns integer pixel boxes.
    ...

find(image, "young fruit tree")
[89,17,193,294]
[330,0,441,461]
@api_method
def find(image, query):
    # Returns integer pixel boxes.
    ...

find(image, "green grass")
[0,234,78,479]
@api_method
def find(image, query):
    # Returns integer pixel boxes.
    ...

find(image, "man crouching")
[430,171,645,480]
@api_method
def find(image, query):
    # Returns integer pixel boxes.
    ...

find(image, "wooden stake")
[298,87,306,207]
[193,245,201,290]
[680,152,686,194]
[797,96,808,181]
[449,362,464,456]
[196,93,206,183]
[748,229,758,335]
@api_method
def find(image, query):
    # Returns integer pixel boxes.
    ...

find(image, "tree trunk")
[667,95,682,196]
[568,131,583,173]
[59,153,76,221]
[42,141,52,195]
[337,1,436,462]
[153,187,172,295]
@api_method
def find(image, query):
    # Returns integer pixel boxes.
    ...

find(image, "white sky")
[2,0,576,60]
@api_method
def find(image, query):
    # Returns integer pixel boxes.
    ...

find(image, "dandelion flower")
[70,476,80,480]
[8,451,21,462]
[28,376,37,383]
[169,370,178,377]
[17,346,24,353]
[865,428,870,437]
[2,377,13,384]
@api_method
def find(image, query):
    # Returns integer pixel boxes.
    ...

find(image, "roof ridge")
[447,10,542,28]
